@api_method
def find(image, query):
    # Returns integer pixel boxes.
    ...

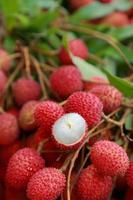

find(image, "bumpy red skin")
[77,165,113,200]
[59,39,88,64]
[12,78,41,106]
[124,188,133,200]
[34,100,64,135]
[65,91,103,127]
[0,70,7,96]
[27,168,66,200]
[0,49,11,72]
[102,12,129,27]
[126,161,133,188]
[0,113,20,146]
[50,66,83,99]
[68,0,94,10]
[6,148,45,189]
[19,100,38,131]
[91,140,129,177]
[90,85,123,114]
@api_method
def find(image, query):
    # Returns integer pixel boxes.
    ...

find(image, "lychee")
[5,186,27,200]
[126,161,133,189]
[102,12,129,27]
[77,164,113,200]
[68,0,94,10]
[50,65,83,99]
[12,78,41,106]
[90,140,129,176]
[64,91,103,127]
[7,107,20,118]
[19,100,38,131]
[0,49,11,72]
[90,85,123,114]
[0,113,20,146]
[59,39,88,64]
[52,113,88,150]
[6,148,45,189]
[34,100,64,134]
[0,70,7,97]
[124,188,133,200]
[27,167,66,200]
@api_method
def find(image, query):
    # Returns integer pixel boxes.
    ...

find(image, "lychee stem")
[37,138,50,154]
[22,47,31,79]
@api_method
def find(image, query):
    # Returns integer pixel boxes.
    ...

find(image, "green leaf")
[125,112,133,131]
[71,55,107,81]
[102,68,133,98]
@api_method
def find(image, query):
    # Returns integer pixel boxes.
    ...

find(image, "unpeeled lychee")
[6,148,45,189]
[126,161,133,188]
[52,113,88,150]
[34,100,64,134]
[27,167,66,200]
[0,70,7,97]
[59,39,88,64]
[90,140,129,176]
[0,113,20,146]
[0,49,11,72]
[90,85,123,114]
[77,164,113,200]
[50,66,83,99]
[68,0,94,10]
[12,78,41,106]
[65,91,103,127]
[19,100,38,131]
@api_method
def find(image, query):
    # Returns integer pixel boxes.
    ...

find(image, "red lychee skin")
[77,165,113,200]
[34,100,65,135]
[102,12,129,27]
[27,168,66,200]
[50,66,83,99]
[19,100,38,131]
[0,49,11,72]
[7,107,20,118]
[0,183,4,199]
[90,140,129,177]
[83,76,108,91]
[0,113,20,146]
[124,188,133,200]
[6,148,45,189]
[126,161,133,189]
[64,91,103,127]
[90,85,123,114]
[12,78,41,106]
[5,186,27,200]
[59,39,88,64]
[0,70,7,97]
[68,0,94,10]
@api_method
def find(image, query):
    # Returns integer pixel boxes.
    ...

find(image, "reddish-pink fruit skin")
[50,66,83,99]
[90,85,122,114]
[0,70,7,96]
[27,168,66,200]
[124,188,133,200]
[126,161,133,188]
[0,49,11,72]
[6,148,45,189]
[65,91,103,127]
[77,165,113,200]
[68,0,94,10]
[102,12,129,27]
[34,100,64,134]
[59,39,88,64]
[91,140,129,177]
[19,100,38,131]
[0,113,19,146]
[12,78,41,106]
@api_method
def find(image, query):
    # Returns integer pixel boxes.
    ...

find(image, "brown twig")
[22,47,31,78]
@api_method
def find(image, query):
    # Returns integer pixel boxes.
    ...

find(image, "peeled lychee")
[90,85,123,114]
[0,113,19,146]
[0,70,7,97]
[126,161,133,189]
[0,49,11,72]
[50,66,83,99]
[65,91,103,127]
[19,100,38,131]
[102,12,129,27]
[52,113,88,149]
[91,140,129,176]
[59,39,88,64]
[27,167,66,200]
[12,78,41,106]
[6,148,45,189]
[34,100,64,134]
[77,164,113,200]
[68,0,94,10]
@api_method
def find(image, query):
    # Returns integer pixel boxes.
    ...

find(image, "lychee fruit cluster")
[0,49,11,72]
